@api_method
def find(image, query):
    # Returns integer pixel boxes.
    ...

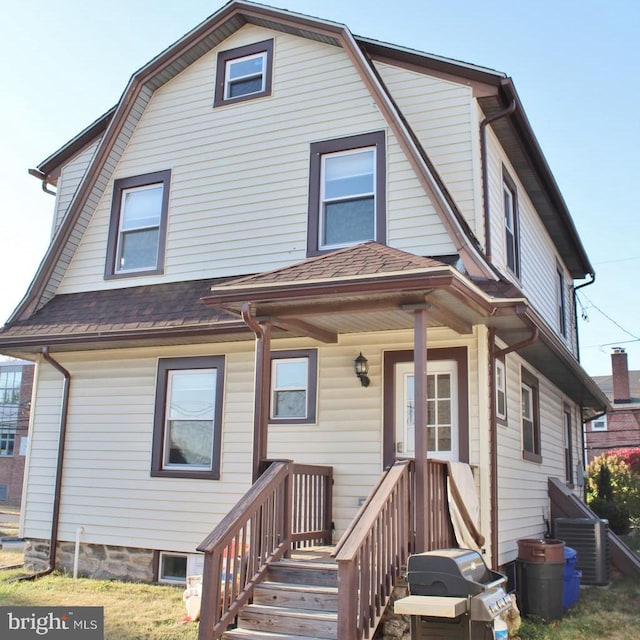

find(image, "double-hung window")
[151,356,225,479]
[269,350,317,424]
[214,40,273,106]
[308,132,386,256]
[521,368,541,462]
[495,357,507,422]
[105,170,171,278]
[502,169,520,278]
[556,265,567,337]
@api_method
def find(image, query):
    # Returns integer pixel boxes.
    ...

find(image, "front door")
[383,348,468,468]
[394,360,458,461]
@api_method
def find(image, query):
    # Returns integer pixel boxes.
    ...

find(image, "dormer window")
[214,40,273,107]
[307,131,386,256]
[105,170,171,279]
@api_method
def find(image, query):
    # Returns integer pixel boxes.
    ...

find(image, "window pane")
[274,361,306,388]
[161,554,187,582]
[164,369,216,468]
[324,151,374,199]
[437,375,451,398]
[497,391,506,417]
[437,400,451,424]
[427,426,436,451]
[166,420,213,466]
[228,55,264,80]
[118,228,159,270]
[168,371,216,420]
[523,418,534,452]
[121,185,163,230]
[438,426,451,452]
[522,386,532,420]
[229,76,264,97]
[274,390,306,418]
[323,198,374,245]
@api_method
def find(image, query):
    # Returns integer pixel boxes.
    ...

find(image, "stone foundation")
[24,539,155,582]
[381,579,411,640]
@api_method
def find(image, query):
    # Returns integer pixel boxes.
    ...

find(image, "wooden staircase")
[222,554,339,640]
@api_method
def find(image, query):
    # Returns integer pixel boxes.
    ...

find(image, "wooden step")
[237,604,337,639]
[253,581,339,611]
[265,560,337,587]
[222,629,322,640]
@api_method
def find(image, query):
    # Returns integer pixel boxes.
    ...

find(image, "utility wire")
[577,291,640,342]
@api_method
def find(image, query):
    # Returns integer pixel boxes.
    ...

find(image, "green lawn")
[0,571,198,640]
[515,578,640,640]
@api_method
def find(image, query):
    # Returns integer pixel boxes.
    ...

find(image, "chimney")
[611,347,631,403]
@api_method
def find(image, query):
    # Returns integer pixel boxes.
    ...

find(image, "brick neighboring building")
[0,360,34,505]
[586,348,640,462]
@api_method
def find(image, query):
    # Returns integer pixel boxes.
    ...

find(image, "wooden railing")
[197,461,333,640]
[333,458,453,640]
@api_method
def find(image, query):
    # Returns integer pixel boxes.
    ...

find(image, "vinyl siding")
[57,25,454,294]
[496,349,583,565]
[484,121,577,354]
[22,328,480,552]
[52,140,100,235]
[375,63,478,233]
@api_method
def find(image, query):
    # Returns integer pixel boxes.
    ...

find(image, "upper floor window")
[521,368,541,462]
[0,430,16,456]
[214,40,274,107]
[307,132,386,256]
[270,350,317,424]
[495,357,507,422]
[502,169,520,278]
[105,170,171,279]
[556,265,567,337]
[151,356,225,480]
[590,415,607,431]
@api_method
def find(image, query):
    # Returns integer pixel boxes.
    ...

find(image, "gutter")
[18,347,71,580]
[480,99,516,262]
[27,169,56,196]
[573,272,596,363]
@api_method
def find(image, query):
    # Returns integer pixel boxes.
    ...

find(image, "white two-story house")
[0,2,610,639]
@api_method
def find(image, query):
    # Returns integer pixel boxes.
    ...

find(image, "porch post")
[241,303,272,482]
[413,308,429,552]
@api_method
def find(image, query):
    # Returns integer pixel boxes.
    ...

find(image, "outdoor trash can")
[516,538,565,620]
[562,546,581,611]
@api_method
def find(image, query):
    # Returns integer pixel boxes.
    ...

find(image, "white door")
[394,360,458,461]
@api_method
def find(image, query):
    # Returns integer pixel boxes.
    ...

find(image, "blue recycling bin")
[562,547,581,610]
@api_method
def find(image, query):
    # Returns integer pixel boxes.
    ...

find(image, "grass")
[514,579,640,640]
[0,570,198,640]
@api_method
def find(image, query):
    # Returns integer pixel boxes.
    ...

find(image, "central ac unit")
[554,517,609,585]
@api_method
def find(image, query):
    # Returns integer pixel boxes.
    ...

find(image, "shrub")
[586,452,640,533]
[611,447,640,476]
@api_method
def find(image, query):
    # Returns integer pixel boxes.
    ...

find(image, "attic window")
[214,40,273,107]
[105,170,171,279]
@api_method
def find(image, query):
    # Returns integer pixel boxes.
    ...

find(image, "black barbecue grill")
[395,549,512,640]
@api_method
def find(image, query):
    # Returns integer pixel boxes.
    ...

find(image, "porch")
[197,458,456,640]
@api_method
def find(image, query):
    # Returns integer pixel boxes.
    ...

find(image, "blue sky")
[0,0,638,375]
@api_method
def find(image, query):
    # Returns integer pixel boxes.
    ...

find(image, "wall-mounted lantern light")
[354,352,370,387]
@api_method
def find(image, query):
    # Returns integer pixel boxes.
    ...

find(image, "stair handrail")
[333,459,414,640]
[197,460,293,640]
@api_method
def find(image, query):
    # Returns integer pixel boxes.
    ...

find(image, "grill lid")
[407,549,506,597]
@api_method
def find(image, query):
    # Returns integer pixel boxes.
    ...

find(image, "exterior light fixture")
[354,352,370,387]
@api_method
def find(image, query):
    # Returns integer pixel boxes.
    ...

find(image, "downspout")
[18,347,71,580]
[480,100,517,262]
[573,272,595,363]
[490,315,538,569]
[241,303,272,483]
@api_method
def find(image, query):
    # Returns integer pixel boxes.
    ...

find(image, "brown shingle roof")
[210,242,457,289]
[0,278,238,344]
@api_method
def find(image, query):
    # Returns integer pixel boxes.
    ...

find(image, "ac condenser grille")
[554,517,609,585]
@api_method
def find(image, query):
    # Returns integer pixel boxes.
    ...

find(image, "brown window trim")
[556,260,568,338]
[521,367,542,463]
[269,349,318,425]
[104,169,171,280]
[307,131,386,257]
[213,39,274,107]
[495,354,508,426]
[502,166,521,279]
[382,347,469,468]
[151,356,225,480]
